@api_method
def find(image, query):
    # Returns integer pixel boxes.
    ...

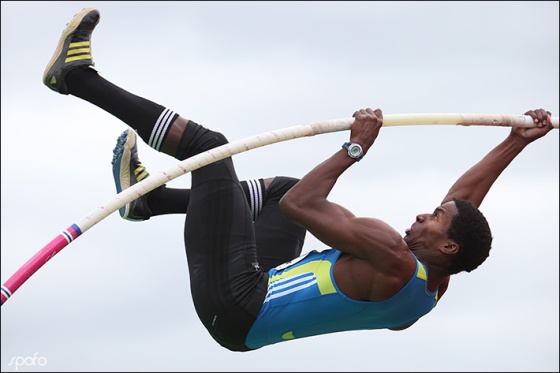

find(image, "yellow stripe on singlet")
[269,260,336,295]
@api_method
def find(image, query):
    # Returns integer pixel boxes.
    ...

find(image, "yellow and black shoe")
[112,129,152,222]
[43,7,100,94]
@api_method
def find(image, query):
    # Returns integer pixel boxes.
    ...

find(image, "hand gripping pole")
[1,113,558,305]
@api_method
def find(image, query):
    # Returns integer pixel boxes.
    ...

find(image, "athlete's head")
[445,198,493,274]
[404,198,493,275]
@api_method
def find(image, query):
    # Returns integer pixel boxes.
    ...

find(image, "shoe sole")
[113,130,134,218]
[42,7,99,93]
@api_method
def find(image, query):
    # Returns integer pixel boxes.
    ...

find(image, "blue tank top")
[245,248,437,349]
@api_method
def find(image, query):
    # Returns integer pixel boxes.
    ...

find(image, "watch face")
[349,145,361,157]
[342,142,363,160]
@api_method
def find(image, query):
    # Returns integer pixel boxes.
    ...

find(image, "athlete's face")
[403,201,459,246]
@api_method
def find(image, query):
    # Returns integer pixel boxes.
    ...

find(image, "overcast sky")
[1,1,559,372]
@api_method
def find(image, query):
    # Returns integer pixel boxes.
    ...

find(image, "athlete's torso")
[245,248,437,349]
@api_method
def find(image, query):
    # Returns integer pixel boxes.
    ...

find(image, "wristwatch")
[342,141,364,161]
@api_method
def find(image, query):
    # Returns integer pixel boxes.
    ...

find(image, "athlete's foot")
[43,7,100,94]
[112,129,152,221]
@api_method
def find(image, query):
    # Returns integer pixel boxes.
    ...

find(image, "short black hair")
[446,198,493,275]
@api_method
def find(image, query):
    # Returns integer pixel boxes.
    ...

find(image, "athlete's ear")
[442,242,459,255]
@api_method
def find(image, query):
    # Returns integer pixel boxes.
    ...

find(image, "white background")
[1,1,558,372]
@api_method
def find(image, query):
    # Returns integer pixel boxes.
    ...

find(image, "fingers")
[524,108,552,128]
[353,108,371,118]
[353,108,383,122]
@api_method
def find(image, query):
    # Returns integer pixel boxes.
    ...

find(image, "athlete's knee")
[271,176,300,189]
[267,176,300,199]
[175,120,229,160]
[212,131,229,146]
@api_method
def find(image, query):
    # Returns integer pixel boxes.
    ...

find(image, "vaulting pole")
[2,113,558,305]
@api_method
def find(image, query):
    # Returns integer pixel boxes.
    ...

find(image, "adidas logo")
[65,41,91,64]
[134,166,149,182]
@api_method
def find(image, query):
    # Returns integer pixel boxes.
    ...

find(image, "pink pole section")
[1,114,557,306]
[1,224,82,304]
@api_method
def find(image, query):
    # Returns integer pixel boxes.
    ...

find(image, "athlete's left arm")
[441,109,553,208]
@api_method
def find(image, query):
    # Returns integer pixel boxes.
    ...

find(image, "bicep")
[284,198,357,249]
[291,201,402,260]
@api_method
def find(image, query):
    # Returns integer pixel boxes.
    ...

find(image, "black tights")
[65,66,306,351]
[148,177,306,271]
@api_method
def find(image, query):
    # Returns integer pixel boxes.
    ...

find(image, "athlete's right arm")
[280,108,406,264]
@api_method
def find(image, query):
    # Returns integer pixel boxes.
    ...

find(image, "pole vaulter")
[1,113,558,306]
